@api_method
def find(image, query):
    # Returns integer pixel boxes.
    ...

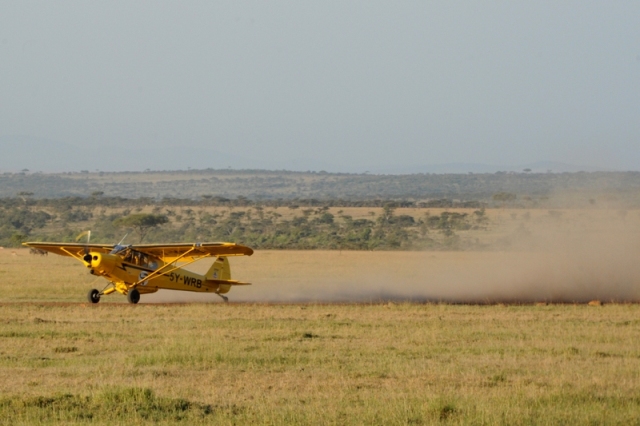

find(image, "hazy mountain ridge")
[1,168,639,207]
[1,135,615,174]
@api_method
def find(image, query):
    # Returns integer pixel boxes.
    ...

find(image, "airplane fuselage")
[87,251,231,295]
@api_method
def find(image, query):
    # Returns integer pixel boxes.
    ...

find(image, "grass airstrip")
[1,249,640,424]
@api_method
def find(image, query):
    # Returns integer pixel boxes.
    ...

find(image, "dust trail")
[145,210,640,304]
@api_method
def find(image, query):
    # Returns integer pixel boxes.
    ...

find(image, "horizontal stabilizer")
[206,279,251,286]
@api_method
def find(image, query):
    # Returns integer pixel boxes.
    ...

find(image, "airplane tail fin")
[205,256,231,281]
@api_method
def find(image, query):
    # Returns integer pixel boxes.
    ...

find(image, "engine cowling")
[85,252,117,275]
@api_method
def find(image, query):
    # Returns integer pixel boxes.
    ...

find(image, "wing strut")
[60,247,85,262]
[129,246,214,288]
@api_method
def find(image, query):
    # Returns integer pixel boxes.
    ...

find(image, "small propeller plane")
[23,233,253,304]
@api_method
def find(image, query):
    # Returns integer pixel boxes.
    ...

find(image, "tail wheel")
[127,288,140,304]
[87,289,100,304]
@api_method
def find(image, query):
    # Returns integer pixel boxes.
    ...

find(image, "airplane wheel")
[87,289,100,304]
[127,289,140,304]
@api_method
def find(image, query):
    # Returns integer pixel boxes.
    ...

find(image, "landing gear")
[127,288,140,304]
[87,289,101,304]
[215,292,228,303]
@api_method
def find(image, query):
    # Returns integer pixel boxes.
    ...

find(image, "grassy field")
[2,301,640,425]
[1,249,640,424]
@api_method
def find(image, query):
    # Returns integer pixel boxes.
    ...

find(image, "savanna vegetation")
[0,168,638,424]
[1,193,638,250]
[0,196,490,249]
[2,169,638,249]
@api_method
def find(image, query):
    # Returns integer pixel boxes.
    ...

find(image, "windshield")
[109,245,128,254]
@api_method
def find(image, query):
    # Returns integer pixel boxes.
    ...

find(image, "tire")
[127,288,140,304]
[87,289,100,304]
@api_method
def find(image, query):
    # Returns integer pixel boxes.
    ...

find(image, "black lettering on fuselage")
[166,272,202,288]
[180,275,202,289]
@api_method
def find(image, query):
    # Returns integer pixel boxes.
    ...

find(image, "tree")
[380,203,397,225]
[113,213,169,242]
[492,192,517,202]
[10,233,28,247]
[17,192,33,203]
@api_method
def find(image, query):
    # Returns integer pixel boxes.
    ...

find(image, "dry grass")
[1,301,639,424]
[1,249,640,423]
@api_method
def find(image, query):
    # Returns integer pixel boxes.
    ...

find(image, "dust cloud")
[145,209,640,304]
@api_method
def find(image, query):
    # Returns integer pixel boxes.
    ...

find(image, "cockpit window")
[116,247,157,269]
[109,245,128,255]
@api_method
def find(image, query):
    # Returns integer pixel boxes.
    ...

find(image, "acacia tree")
[17,192,33,204]
[113,213,169,243]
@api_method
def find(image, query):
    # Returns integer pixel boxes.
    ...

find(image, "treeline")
[0,198,489,250]
[0,195,483,209]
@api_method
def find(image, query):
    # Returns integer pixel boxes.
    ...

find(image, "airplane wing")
[22,242,115,258]
[130,242,253,262]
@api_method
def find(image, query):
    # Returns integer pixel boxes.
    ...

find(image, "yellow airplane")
[22,236,253,304]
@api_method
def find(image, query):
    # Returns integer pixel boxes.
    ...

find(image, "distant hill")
[367,161,609,174]
[1,169,639,208]
[0,135,615,174]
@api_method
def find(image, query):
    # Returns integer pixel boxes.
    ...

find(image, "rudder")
[206,256,231,281]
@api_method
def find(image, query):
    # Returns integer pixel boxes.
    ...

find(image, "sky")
[1,1,639,173]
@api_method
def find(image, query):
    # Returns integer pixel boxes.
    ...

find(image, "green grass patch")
[0,387,222,424]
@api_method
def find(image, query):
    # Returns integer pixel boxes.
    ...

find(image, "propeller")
[77,231,129,264]
[76,230,92,263]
